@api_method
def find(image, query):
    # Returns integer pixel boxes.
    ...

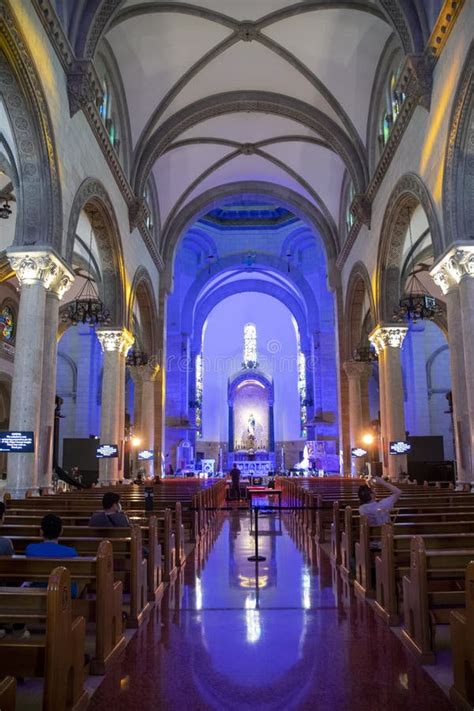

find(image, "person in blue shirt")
[26,514,78,598]
[26,514,78,558]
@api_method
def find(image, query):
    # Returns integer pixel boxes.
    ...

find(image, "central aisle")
[89,512,454,710]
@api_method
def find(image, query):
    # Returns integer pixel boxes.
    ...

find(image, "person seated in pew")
[0,501,22,640]
[358,476,402,526]
[26,514,78,559]
[0,501,14,557]
[89,492,131,527]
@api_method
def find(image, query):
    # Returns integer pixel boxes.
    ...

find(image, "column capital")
[128,362,160,383]
[7,248,75,299]
[96,328,134,354]
[369,323,408,354]
[343,360,373,379]
[430,244,474,294]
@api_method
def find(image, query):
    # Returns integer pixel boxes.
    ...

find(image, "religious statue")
[247,413,256,439]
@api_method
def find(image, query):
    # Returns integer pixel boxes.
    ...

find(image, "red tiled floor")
[88,513,455,710]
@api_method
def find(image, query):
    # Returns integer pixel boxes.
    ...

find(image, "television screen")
[96,443,119,459]
[0,431,34,453]
[138,449,154,461]
[351,447,368,458]
[389,440,411,455]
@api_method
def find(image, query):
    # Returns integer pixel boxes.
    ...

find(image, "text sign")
[0,431,34,453]
[389,440,411,455]
[96,443,119,459]
[138,450,154,461]
[351,447,368,458]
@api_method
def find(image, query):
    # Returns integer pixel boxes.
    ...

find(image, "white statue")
[247,413,256,438]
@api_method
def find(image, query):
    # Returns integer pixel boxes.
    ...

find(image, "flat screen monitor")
[96,443,119,459]
[389,440,411,455]
[351,447,368,458]
[0,431,34,453]
[138,450,154,461]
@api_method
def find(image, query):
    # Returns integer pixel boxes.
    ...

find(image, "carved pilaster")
[350,193,372,228]
[368,324,408,355]
[67,60,102,118]
[96,328,134,354]
[7,248,74,297]
[430,244,474,294]
[343,361,372,381]
[129,362,160,383]
[397,54,434,112]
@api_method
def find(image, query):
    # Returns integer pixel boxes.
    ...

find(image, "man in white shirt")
[358,476,402,526]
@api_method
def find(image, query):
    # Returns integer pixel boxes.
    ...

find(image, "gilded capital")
[96,328,134,354]
[7,248,75,299]
[368,324,408,354]
[430,244,474,294]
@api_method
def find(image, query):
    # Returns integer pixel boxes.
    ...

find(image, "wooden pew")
[0,542,125,675]
[450,561,474,711]
[402,536,474,663]
[0,677,16,711]
[375,522,474,625]
[0,566,88,710]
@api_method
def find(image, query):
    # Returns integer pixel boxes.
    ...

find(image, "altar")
[229,459,274,476]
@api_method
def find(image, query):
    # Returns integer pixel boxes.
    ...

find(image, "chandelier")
[393,209,440,323]
[0,200,12,219]
[63,222,111,327]
[126,348,149,367]
[353,344,378,362]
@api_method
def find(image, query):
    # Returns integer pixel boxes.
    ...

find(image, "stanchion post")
[248,506,266,562]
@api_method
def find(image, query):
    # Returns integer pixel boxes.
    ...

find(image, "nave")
[88,510,453,711]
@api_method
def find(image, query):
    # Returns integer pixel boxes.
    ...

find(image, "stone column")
[38,271,74,492]
[343,361,372,474]
[6,249,74,496]
[431,246,474,481]
[96,328,134,485]
[130,363,160,476]
[369,325,408,480]
[154,288,168,476]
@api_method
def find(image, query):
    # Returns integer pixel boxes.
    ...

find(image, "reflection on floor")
[88,511,455,710]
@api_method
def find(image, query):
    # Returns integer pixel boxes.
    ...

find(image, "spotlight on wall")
[131,436,142,448]
[362,433,374,446]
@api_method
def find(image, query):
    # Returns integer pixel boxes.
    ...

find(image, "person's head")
[41,513,63,541]
[0,501,5,525]
[358,484,375,505]
[102,492,122,513]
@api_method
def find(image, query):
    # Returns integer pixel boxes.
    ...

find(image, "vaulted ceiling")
[50,0,441,253]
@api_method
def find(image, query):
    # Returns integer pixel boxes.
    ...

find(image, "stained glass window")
[390,73,400,121]
[195,353,203,439]
[0,305,14,342]
[243,323,258,368]
[99,80,109,121]
[381,113,392,146]
[298,350,307,438]
[346,182,355,232]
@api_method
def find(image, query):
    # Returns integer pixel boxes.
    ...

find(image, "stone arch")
[344,261,376,359]
[181,253,320,336]
[376,172,444,322]
[128,266,159,355]
[132,91,369,199]
[160,181,338,292]
[443,42,474,243]
[66,178,126,326]
[189,279,312,354]
[0,4,62,248]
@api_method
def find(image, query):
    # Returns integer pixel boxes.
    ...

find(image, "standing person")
[89,492,131,527]
[357,476,402,526]
[230,463,241,501]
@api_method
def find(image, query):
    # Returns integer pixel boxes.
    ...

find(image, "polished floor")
[89,510,455,710]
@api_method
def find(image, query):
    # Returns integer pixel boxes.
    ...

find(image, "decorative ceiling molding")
[426,0,465,60]
[133,90,368,199]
